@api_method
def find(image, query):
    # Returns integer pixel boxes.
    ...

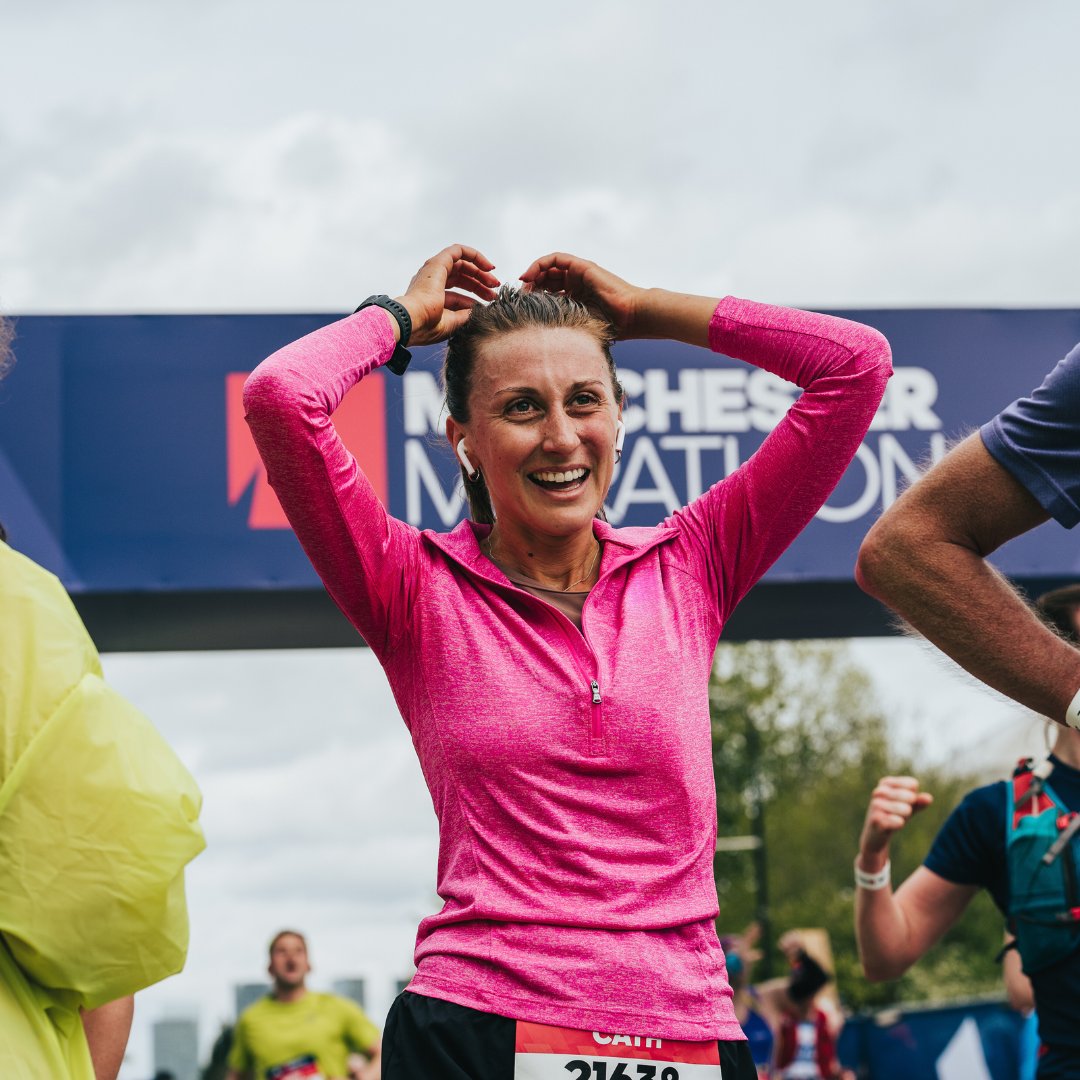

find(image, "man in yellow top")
[228,931,381,1080]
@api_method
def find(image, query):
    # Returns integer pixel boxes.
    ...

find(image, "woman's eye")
[507,399,535,415]
[571,393,599,408]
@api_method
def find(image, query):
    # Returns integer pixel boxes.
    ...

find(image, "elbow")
[849,326,894,383]
[242,360,304,426]
[855,491,935,606]
[857,933,913,983]
[855,515,899,602]
[860,954,910,984]
[242,362,276,416]
[863,326,893,373]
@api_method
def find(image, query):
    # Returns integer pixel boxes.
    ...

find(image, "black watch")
[353,294,413,375]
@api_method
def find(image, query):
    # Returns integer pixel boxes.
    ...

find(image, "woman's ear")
[456,440,477,477]
[447,418,480,481]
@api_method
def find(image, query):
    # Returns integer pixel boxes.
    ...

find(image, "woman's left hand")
[519,253,645,339]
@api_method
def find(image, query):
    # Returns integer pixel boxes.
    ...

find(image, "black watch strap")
[354,294,413,375]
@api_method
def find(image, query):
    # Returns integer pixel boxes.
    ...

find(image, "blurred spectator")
[226,931,380,1080]
[755,932,850,1080]
[724,924,776,1078]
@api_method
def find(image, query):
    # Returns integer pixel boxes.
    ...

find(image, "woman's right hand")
[395,245,500,346]
[519,252,645,339]
[858,775,933,869]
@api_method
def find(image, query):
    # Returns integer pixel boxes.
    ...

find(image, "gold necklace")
[485,536,602,592]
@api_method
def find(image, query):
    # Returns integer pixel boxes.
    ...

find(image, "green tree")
[710,640,1005,1008]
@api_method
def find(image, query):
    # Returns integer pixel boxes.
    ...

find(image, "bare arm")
[1002,935,1035,1013]
[856,434,1080,723]
[855,777,977,981]
[82,996,133,1080]
[225,1069,252,1080]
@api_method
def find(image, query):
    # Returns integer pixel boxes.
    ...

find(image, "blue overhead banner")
[2,309,1078,595]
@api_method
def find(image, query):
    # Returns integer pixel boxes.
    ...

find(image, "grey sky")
[3,1,1079,1075]
[3,1,1080,314]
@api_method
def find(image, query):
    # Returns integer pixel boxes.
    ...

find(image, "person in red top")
[772,944,842,1080]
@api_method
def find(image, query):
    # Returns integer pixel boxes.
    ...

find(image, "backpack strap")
[1011,757,1057,830]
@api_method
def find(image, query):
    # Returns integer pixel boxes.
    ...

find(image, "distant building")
[331,977,366,1008]
[234,981,270,1017]
[153,1017,198,1080]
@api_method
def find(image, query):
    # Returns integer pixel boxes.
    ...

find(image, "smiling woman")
[442,288,624,599]
[242,244,892,1080]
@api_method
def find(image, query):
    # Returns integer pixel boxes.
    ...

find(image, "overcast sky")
[3,1,1079,1075]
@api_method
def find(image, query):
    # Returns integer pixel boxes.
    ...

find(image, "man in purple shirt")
[857,341,1080,728]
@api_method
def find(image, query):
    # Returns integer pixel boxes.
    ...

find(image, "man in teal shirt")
[227,931,381,1080]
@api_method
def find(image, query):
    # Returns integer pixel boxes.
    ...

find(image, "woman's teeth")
[531,466,583,483]
[532,467,587,485]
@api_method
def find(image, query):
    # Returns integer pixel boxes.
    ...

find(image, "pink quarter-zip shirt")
[244,298,891,1041]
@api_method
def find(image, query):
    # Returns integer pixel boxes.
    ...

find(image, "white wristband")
[1066,685,1080,731]
[854,857,891,891]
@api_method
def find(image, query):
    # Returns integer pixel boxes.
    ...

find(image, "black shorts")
[383,991,757,1080]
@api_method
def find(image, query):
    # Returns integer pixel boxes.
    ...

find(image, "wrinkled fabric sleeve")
[0,935,95,1080]
[669,297,892,622]
[1,547,204,1075]
[1,547,204,1023]
[980,341,1080,529]
[923,783,1009,907]
[0,675,205,1011]
[243,309,425,655]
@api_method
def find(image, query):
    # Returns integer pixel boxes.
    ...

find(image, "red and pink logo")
[226,371,389,528]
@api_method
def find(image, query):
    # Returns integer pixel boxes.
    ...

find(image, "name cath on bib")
[515,1022,723,1080]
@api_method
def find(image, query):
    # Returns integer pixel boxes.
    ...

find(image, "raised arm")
[244,245,498,652]
[521,254,893,617]
[854,776,976,980]
[858,341,1080,725]
[857,434,1080,724]
[689,297,891,617]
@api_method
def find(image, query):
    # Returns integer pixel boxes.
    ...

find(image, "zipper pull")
[590,679,602,704]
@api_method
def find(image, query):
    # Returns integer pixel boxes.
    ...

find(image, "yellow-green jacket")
[0,542,205,1079]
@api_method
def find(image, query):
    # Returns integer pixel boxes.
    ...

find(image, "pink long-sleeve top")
[244,298,891,1041]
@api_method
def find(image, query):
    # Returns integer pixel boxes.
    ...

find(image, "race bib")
[515,1022,724,1079]
[266,1055,324,1080]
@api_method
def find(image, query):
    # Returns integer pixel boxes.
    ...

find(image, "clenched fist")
[858,776,933,872]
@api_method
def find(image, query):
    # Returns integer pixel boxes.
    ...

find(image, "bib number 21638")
[515,1022,723,1080]
[565,1063,681,1079]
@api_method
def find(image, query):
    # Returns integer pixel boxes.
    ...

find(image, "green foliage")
[710,640,1005,1008]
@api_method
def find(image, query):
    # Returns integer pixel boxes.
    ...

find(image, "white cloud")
[4,1,1080,314]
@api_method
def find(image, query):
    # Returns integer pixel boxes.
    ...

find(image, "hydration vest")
[1007,758,1080,973]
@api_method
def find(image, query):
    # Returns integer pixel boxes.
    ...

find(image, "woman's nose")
[542,408,580,453]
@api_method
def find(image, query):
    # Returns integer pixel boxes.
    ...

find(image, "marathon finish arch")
[2,308,1078,651]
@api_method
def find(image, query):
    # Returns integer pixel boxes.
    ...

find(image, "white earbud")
[614,420,626,461]
[456,441,479,479]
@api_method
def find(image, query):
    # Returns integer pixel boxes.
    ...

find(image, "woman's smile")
[450,325,622,544]
[527,465,590,491]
